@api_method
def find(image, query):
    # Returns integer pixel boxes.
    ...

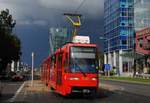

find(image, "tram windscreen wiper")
[74,62,86,77]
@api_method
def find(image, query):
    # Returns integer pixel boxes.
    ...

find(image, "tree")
[0,9,21,74]
[99,52,104,69]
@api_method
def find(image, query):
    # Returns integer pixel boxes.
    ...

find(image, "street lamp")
[31,52,34,87]
[99,37,110,77]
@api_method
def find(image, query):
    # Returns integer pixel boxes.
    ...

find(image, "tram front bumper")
[65,79,98,94]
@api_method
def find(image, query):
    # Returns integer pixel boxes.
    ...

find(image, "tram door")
[56,53,62,85]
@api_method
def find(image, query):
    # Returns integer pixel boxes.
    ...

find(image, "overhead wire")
[46,0,87,36]
[73,0,87,33]
[74,0,87,13]
[74,0,87,25]
[61,0,87,38]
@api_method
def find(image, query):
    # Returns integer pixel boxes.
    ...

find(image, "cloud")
[39,0,84,10]
[0,0,104,26]
[39,0,104,16]
[32,20,47,26]
[0,0,104,66]
[17,20,31,25]
[17,20,48,26]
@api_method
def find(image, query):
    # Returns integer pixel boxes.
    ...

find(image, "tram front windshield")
[70,46,98,73]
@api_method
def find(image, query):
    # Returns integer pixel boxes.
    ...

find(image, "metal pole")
[99,36,110,77]
[31,52,34,87]
[108,40,110,77]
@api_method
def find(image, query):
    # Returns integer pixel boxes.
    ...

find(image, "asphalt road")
[14,88,150,103]
[11,80,150,103]
[0,81,23,103]
[100,79,150,97]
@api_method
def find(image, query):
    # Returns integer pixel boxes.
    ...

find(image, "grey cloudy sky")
[0,0,103,25]
[0,0,104,66]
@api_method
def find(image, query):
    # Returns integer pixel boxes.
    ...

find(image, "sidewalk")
[25,80,49,92]
[9,80,49,103]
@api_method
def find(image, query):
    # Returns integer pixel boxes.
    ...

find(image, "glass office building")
[104,0,134,75]
[49,28,71,55]
[134,0,150,31]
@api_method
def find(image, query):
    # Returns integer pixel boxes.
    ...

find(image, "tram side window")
[58,54,62,79]
[58,54,62,61]
[51,55,55,68]
[54,55,56,69]
[64,53,69,72]
[58,54,62,68]
[50,59,54,69]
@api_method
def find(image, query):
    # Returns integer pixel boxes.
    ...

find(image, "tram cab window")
[70,46,98,73]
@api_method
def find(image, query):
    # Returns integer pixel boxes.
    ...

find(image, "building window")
[123,62,128,72]
[122,23,125,26]
[138,39,143,47]
[121,4,125,7]
[129,23,133,27]
[121,12,127,16]
[122,40,127,45]
[121,0,126,2]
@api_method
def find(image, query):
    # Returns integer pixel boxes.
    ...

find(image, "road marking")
[8,82,25,102]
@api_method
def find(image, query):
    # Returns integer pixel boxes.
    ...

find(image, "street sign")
[104,64,111,71]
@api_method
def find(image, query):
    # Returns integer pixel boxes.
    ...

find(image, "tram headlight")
[69,77,80,80]
[91,78,97,81]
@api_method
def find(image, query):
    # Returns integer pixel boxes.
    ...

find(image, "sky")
[0,0,104,67]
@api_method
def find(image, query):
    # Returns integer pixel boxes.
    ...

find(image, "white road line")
[8,82,26,102]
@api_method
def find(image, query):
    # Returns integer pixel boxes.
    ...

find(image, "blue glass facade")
[104,0,134,53]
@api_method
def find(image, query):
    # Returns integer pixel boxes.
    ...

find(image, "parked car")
[11,73,24,81]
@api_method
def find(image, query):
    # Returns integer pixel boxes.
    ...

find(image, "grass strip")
[100,76,150,85]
